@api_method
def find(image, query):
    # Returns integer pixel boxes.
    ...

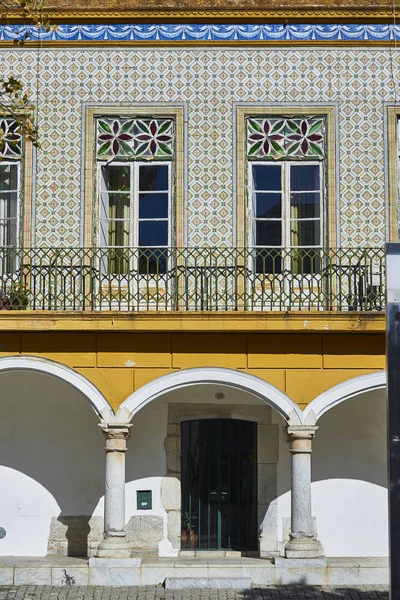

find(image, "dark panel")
[181,418,258,552]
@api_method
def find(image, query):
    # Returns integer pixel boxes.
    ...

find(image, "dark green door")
[181,419,258,551]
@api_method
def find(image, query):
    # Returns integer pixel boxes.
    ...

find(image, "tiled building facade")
[0,5,395,585]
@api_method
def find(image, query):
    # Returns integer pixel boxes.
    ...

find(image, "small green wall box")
[137,490,152,510]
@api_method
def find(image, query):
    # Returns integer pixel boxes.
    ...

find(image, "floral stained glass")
[0,119,22,159]
[247,117,325,160]
[97,118,174,159]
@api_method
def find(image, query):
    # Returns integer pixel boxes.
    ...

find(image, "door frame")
[162,402,280,557]
[181,417,258,552]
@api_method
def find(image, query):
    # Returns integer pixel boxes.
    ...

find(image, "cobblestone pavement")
[0,586,390,600]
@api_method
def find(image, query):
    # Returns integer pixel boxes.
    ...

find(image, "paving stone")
[0,586,390,600]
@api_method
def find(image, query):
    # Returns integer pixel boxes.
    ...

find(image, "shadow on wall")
[312,389,387,487]
[0,370,168,557]
[0,370,105,557]
[275,388,388,556]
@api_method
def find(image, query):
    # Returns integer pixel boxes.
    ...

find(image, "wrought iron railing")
[0,247,385,312]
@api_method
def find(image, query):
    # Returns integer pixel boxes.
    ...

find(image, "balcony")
[0,247,385,313]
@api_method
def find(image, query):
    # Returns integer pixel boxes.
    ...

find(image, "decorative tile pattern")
[0,46,395,247]
[247,117,325,159]
[97,118,174,159]
[0,119,22,158]
[2,24,400,43]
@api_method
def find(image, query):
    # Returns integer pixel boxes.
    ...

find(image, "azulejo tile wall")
[1,46,396,247]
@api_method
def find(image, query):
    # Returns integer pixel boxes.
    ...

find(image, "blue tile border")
[1,24,400,42]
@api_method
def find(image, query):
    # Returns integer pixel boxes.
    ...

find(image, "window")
[0,118,22,272]
[246,116,325,274]
[96,117,174,275]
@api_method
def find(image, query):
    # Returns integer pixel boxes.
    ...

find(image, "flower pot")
[189,529,198,549]
[181,528,188,548]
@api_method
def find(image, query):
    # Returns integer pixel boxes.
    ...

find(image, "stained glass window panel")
[247,117,325,160]
[97,118,174,160]
[0,119,22,159]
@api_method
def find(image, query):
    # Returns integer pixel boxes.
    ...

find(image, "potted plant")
[0,282,30,310]
[181,511,199,549]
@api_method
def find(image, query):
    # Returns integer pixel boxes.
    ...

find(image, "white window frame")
[97,160,172,254]
[247,160,324,253]
[97,159,173,290]
[0,160,21,277]
[0,160,21,249]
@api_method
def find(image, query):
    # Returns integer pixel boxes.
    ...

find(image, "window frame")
[236,105,337,251]
[97,159,173,250]
[84,105,185,250]
[247,159,324,251]
[0,160,21,249]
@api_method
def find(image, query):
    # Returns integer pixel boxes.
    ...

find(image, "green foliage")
[0,282,30,310]
[0,0,56,156]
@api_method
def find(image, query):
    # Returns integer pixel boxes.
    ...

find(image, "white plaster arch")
[117,367,302,424]
[0,355,114,421]
[303,371,386,425]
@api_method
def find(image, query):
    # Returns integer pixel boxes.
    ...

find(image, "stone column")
[284,425,324,559]
[97,424,132,558]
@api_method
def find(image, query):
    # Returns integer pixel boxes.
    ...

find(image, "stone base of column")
[97,536,132,558]
[284,535,324,559]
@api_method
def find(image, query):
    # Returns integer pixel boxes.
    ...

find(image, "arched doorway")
[118,367,300,556]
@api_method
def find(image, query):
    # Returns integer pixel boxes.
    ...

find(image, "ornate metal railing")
[0,247,385,312]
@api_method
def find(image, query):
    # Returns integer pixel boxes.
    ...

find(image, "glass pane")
[139,165,168,192]
[252,165,281,191]
[107,194,130,220]
[101,165,131,192]
[291,249,321,275]
[290,220,320,246]
[255,221,281,246]
[254,193,282,218]
[139,248,168,275]
[0,192,18,219]
[7,219,17,247]
[101,219,130,247]
[0,219,6,246]
[107,248,129,275]
[290,164,320,191]
[290,193,320,218]
[139,193,169,219]
[139,221,168,246]
[0,219,16,247]
[0,164,18,191]
[255,248,282,274]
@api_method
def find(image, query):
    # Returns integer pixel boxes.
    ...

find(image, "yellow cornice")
[3,7,400,24]
[0,311,386,333]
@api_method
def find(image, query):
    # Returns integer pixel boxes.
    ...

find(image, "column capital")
[287,424,318,440]
[287,425,318,454]
[100,423,132,452]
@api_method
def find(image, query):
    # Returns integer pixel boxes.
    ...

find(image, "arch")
[303,371,386,425]
[117,367,302,424]
[0,355,114,421]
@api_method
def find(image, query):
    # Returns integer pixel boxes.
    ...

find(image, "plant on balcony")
[0,282,30,310]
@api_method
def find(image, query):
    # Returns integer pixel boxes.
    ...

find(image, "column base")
[97,536,132,558]
[284,535,324,559]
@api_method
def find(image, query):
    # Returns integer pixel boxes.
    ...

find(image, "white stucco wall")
[0,371,388,558]
[0,371,104,556]
[125,402,168,520]
[275,390,388,557]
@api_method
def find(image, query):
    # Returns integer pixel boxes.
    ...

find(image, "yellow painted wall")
[0,331,385,411]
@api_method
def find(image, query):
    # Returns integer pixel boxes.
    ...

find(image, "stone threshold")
[0,556,389,587]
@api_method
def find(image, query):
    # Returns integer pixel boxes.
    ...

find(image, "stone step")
[164,577,252,589]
